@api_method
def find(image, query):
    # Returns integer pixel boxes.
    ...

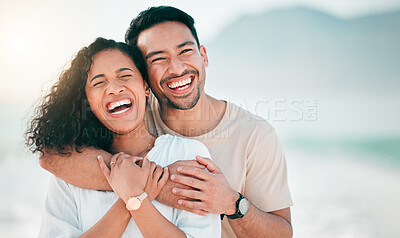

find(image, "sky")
[1,0,400,105]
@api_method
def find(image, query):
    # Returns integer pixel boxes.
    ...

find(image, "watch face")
[238,198,249,215]
[126,198,141,210]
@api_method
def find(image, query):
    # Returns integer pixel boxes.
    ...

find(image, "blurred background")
[1,0,399,237]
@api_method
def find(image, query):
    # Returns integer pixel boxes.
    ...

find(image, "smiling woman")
[85,49,149,135]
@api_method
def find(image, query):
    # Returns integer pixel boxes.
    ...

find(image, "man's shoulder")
[224,102,275,136]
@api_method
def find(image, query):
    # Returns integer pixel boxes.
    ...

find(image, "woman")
[26,38,220,237]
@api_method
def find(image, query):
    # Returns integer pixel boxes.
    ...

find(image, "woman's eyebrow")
[116,68,134,74]
[90,74,105,83]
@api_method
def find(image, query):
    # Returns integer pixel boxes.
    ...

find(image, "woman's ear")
[144,81,150,98]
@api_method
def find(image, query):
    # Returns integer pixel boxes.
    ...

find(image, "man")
[41,6,293,237]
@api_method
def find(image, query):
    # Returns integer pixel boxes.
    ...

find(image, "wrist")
[226,190,240,215]
[126,191,148,211]
[122,188,145,204]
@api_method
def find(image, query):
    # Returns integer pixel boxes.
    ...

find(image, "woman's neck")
[110,122,156,157]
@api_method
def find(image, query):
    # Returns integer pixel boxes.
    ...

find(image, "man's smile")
[167,76,192,91]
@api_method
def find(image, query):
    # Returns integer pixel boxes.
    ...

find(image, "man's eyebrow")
[145,41,196,60]
[116,68,134,74]
[90,74,105,83]
[145,50,165,60]
[177,41,195,48]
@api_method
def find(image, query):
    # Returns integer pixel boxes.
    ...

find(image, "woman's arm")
[98,153,187,238]
[81,156,171,237]
[128,199,186,238]
[79,199,131,238]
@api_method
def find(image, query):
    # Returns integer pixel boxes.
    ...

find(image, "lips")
[106,98,133,115]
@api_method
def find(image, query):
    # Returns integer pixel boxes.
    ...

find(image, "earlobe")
[200,45,209,68]
[144,81,150,98]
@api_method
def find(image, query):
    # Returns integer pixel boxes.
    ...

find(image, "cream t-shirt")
[145,96,293,238]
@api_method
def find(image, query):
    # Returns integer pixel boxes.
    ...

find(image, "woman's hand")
[145,162,169,201]
[98,152,149,203]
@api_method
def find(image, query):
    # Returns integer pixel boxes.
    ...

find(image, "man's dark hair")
[26,37,147,155]
[125,6,200,48]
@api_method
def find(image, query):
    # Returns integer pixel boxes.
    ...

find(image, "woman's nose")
[106,80,124,95]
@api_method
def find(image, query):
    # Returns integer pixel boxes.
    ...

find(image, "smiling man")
[40,6,293,238]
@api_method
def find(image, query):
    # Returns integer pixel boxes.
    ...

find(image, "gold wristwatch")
[126,192,148,210]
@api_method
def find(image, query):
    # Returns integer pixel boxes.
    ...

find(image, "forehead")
[89,49,135,72]
[137,21,196,53]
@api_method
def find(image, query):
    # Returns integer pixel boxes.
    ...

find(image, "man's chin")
[167,89,201,110]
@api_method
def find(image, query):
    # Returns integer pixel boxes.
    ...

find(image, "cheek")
[148,65,164,80]
[85,90,103,116]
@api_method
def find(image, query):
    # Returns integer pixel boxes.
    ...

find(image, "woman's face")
[85,49,149,134]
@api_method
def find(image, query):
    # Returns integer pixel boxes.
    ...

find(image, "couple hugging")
[26,6,293,238]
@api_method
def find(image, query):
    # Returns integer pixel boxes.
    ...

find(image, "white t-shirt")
[39,134,221,238]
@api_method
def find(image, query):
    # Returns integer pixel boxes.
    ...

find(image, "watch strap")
[137,192,148,202]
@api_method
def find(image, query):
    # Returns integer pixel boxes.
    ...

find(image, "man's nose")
[106,79,124,95]
[167,56,186,76]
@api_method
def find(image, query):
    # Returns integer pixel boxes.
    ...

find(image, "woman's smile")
[106,97,134,118]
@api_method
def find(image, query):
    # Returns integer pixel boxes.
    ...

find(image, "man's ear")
[199,45,209,68]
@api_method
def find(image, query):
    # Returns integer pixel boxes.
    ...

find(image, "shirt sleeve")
[244,124,293,212]
[38,176,83,238]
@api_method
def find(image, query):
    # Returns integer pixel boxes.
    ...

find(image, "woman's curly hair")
[26,37,147,155]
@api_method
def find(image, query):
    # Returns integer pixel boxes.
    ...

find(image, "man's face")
[137,21,208,110]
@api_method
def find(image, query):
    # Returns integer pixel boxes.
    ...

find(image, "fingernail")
[171,175,176,180]
[177,166,182,172]
[97,155,101,160]
[172,188,177,193]
[165,167,168,171]
[178,200,183,205]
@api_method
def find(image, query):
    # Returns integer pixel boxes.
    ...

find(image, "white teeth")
[176,84,190,91]
[107,99,131,111]
[167,78,192,89]
[111,107,130,115]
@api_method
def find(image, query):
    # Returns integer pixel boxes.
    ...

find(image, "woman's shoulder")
[151,134,211,164]
[156,134,207,149]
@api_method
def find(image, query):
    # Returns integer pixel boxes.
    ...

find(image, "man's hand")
[170,155,239,215]
[156,160,208,216]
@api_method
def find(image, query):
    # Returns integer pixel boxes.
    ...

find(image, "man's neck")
[160,93,226,137]
[111,122,156,156]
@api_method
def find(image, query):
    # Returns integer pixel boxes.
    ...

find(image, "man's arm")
[170,156,292,238]
[228,206,292,238]
[40,146,209,216]
[40,147,113,190]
